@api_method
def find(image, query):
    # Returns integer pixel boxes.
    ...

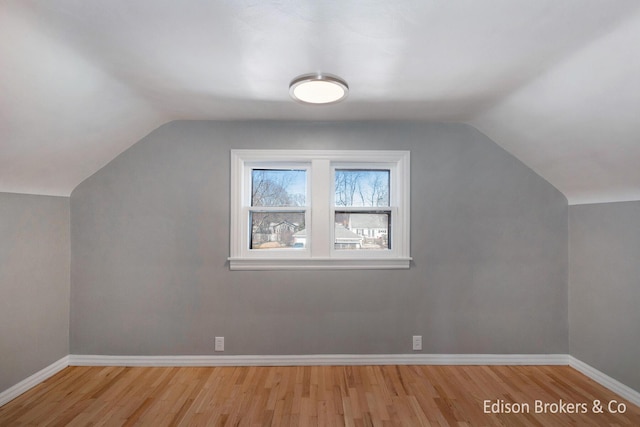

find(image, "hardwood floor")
[1,365,639,426]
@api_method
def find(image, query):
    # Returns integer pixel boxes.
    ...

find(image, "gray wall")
[569,202,640,392]
[0,193,70,392]
[70,121,568,356]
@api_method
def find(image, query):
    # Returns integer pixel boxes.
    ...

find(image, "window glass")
[334,212,390,250]
[335,169,389,207]
[250,212,306,249]
[251,169,306,207]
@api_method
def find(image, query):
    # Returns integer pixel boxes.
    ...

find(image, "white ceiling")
[2,0,640,204]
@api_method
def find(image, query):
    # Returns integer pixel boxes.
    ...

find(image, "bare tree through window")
[335,169,389,207]
[250,169,306,249]
[252,169,306,207]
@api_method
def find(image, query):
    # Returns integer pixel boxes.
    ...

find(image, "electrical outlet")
[214,336,224,352]
[412,335,422,351]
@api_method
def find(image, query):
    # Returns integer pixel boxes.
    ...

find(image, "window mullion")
[310,159,331,258]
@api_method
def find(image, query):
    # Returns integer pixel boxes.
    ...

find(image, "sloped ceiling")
[2,0,639,204]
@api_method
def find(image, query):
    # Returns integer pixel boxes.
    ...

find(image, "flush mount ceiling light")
[289,73,349,105]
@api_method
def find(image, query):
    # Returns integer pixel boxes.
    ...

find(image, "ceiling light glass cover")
[289,73,349,104]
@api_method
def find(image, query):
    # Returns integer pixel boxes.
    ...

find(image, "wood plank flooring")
[1,365,639,426]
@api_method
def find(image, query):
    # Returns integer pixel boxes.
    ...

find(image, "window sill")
[228,257,412,271]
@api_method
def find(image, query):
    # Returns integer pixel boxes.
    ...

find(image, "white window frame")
[229,149,411,270]
[241,162,311,259]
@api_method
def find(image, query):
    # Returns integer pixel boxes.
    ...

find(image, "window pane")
[250,212,306,249]
[334,212,390,250]
[335,169,389,207]
[252,169,306,207]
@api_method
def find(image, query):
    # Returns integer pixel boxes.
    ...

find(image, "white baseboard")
[569,356,640,407]
[68,353,569,367]
[0,356,69,407]
[4,354,638,410]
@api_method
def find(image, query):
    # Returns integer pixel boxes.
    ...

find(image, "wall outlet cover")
[412,335,422,351]
[215,336,224,352]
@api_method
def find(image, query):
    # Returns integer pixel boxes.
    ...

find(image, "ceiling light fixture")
[289,73,349,105]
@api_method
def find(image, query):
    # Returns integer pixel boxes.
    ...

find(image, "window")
[229,150,411,270]
[249,169,307,250]
[334,169,390,250]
